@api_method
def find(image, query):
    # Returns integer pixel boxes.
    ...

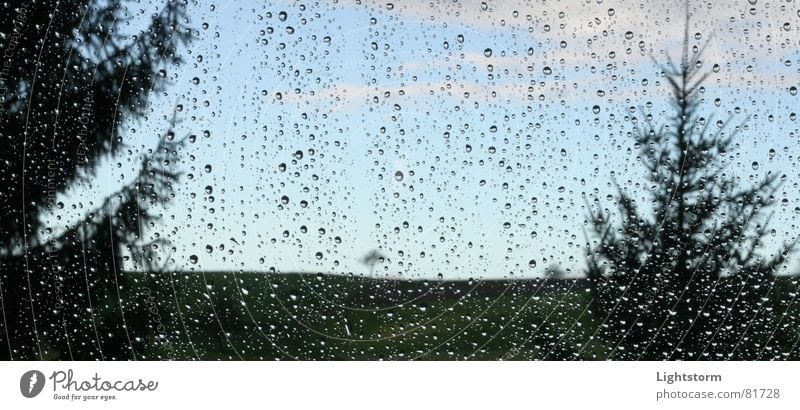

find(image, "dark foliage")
[0,0,190,359]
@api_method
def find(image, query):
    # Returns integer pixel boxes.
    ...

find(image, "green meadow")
[129,272,800,360]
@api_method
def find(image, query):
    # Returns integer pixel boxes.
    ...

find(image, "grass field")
[128,272,613,360]
[126,272,800,360]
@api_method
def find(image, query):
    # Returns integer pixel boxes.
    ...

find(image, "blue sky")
[49,0,800,279]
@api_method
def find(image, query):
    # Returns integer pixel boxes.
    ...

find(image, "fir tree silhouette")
[584,11,796,360]
[0,0,191,360]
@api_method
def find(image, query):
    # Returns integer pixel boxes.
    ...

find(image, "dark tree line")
[0,0,191,360]
[584,14,798,360]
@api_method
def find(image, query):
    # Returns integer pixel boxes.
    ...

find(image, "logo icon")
[20,370,45,398]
